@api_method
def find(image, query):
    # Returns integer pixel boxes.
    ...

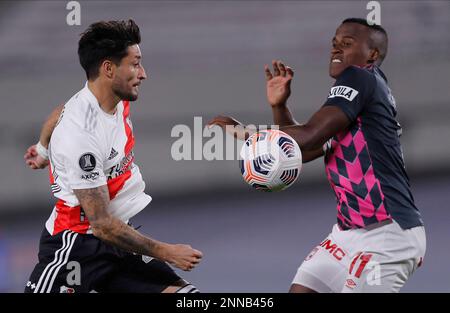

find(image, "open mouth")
[331,59,342,64]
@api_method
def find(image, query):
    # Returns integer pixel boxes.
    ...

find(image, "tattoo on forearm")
[73,186,162,258]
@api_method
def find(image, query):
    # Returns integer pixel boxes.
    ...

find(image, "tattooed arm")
[73,186,203,271]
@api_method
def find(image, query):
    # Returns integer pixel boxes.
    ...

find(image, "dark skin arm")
[271,103,326,163]
[266,60,332,162]
[208,106,348,163]
[280,105,348,155]
[73,185,203,271]
[208,60,350,162]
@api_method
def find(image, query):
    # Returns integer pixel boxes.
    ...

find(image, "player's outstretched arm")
[73,186,203,271]
[207,115,255,141]
[24,103,64,169]
[207,114,326,163]
[265,60,300,127]
[280,105,350,159]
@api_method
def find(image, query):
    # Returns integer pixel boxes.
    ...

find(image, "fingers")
[24,146,37,159]
[185,248,203,271]
[268,60,293,79]
[272,60,280,76]
[193,248,203,259]
[207,115,238,128]
[170,244,204,271]
[278,61,287,77]
[286,66,294,78]
[207,117,226,128]
[26,160,38,169]
[180,258,201,271]
[264,65,273,81]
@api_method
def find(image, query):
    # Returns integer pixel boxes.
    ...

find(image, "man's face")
[329,23,373,78]
[112,44,147,101]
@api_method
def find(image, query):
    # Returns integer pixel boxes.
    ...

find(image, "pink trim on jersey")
[325,118,391,229]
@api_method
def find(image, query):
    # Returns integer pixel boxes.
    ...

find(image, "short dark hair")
[342,17,388,66]
[78,19,141,79]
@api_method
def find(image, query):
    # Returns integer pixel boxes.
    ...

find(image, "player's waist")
[337,218,393,231]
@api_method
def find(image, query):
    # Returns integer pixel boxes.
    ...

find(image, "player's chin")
[124,91,139,102]
[329,65,343,79]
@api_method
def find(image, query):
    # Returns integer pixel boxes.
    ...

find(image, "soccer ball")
[239,129,302,191]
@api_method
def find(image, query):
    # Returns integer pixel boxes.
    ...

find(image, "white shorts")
[292,220,426,293]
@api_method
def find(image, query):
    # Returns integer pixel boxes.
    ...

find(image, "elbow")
[301,127,327,152]
[300,134,322,152]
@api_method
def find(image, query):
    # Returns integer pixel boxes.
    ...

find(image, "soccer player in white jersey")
[23,19,202,293]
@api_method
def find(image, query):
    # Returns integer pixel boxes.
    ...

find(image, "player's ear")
[101,60,114,79]
[367,48,379,64]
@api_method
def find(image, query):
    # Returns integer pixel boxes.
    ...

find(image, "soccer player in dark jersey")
[209,18,426,292]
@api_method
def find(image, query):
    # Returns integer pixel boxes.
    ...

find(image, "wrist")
[36,141,49,160]
[154,242,171,261]
[271,101,288,109]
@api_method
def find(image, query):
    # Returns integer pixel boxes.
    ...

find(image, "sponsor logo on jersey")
[328,85,359,101]
[79,153,96,172]
[106,151,134,180]
[81,171,99,180]
[319,238,346,261]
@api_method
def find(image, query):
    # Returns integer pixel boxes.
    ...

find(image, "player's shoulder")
[59,86,101,134]
[339,64,377,82]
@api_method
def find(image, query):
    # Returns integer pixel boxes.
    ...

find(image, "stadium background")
[0,0,449,292]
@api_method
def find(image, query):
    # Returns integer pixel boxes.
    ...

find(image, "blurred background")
[0,0,449,292]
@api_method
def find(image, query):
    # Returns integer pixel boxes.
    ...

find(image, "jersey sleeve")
[58,129,107,190]
[323,66,376,122]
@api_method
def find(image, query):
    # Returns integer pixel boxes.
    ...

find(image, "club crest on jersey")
[328,85,359,101]
[79,153,96,172]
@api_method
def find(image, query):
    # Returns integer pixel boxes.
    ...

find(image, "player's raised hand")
[265,60,294,107]
[24,144,49,169]
[164,244,203,271]
[207,115,253,141]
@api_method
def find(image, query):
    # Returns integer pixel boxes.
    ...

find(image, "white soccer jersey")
[45,83,151,235]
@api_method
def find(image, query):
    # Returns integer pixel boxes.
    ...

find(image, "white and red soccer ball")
[239,129,302,191]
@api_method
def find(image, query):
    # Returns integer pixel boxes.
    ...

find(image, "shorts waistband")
[338,219,393,231]
[364,219,393,231]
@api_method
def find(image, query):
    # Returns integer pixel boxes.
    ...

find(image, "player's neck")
[87,80,119,115]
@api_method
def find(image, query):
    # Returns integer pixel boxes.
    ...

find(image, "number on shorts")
[349,252,373,278]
